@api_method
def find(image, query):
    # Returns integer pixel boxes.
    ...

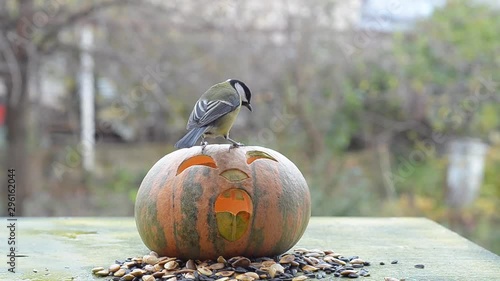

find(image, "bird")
[174,79,252,149]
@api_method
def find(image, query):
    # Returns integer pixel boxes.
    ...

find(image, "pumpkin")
[134,145,311,260]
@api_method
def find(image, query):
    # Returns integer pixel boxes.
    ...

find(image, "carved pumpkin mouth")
[215,189,252,241]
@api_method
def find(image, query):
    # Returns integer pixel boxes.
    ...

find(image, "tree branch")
[37,0,137,54]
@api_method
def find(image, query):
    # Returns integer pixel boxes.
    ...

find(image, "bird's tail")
[174,127,207,149]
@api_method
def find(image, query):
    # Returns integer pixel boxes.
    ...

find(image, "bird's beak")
[245,103,252,111]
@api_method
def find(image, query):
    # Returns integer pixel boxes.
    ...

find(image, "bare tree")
[0,0,134,215]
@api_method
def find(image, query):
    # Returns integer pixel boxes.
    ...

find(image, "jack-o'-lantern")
[135,145,311,260]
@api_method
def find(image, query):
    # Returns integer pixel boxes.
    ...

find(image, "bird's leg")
[200,136,208,152]
[226,136,244,150]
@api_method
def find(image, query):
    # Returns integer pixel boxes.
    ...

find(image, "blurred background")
[0,0,499,254]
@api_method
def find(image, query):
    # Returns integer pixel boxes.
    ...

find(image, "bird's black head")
[229,79,252,111]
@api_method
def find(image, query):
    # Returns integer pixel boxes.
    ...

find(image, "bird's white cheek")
[235,83,245,98]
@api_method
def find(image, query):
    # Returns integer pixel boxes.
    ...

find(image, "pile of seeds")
[92,248,371,281]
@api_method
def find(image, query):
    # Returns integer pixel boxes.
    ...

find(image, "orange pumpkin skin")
[135,145,311,260]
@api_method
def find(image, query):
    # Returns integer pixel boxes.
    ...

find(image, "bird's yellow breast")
[204,105,241,138]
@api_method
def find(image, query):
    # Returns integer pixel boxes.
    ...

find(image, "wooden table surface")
[1,217,499,281]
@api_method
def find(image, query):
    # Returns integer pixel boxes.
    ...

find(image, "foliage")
[392,0,500,138]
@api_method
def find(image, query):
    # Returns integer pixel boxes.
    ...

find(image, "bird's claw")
[201,141,208,153]
[229,142,244,151]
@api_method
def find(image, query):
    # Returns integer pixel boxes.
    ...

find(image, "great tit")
[174,79,252,149]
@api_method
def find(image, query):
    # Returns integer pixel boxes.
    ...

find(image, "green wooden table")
[1,217,499,281]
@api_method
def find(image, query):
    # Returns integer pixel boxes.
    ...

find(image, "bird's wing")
[187,97,239,129]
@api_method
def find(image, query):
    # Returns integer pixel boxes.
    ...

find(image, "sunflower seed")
[91,248,374,281]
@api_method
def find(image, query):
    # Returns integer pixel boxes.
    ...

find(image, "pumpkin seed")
[176,269,196,274]
[235,274,254,281]
[143,255,159,265]
[231,257,251,268]
[91,267,104,274]
[324,257,346,265]
[315,263,332,269]
[149,251,159,258]
[164,261,179,270]
[304,257,319,265]
[158,257,177,266]
[185,259,196,270]
[122,274,135,281]
[124,261,136,268]
[91,248,376,281]
[95,269,109,276]
[109,264,120,272]
[114,268,127,277]
[131,268,145,277]
[292,276,308,281]
[209,262,226,270]
[350,258,365,265]
[261,260,276,267]
[198,266,212,276]
[216,270,235,277]
[294,248,309,253]
[142,275,155,281]
[244,272,259,279]
[279,254,295,264]
[153,271,165,278]
[268,263,284,278]
[301,265,318,272]
[359,269,370,277]
[198,262,209,267]
[340,269,357,276]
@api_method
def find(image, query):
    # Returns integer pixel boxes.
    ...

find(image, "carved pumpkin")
[135,145,311,260]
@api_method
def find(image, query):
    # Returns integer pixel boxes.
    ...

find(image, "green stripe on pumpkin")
[244,162,265,255]
[177,169,204,258]
[207,192,225,255]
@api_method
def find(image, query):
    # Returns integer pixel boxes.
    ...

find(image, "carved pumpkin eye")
[176,155,217,175]
[246,151,278,164]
